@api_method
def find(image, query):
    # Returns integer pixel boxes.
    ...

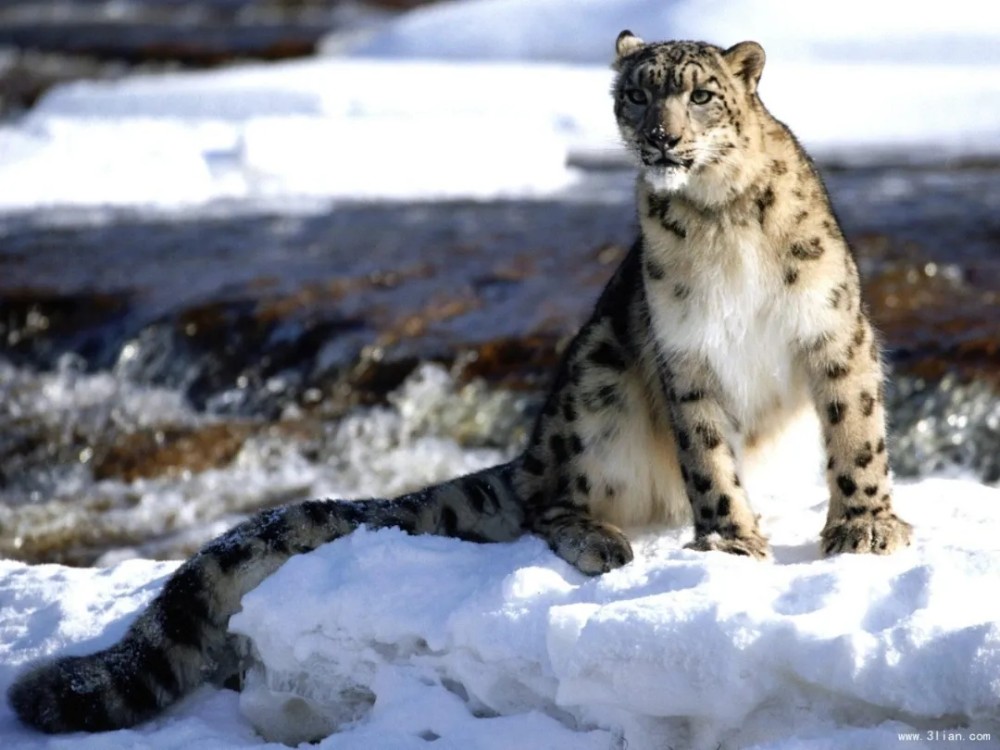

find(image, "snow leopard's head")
[612,31,767,201]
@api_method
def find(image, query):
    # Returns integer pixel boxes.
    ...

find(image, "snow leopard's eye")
[624,88,649,106]
[690,89,714,105]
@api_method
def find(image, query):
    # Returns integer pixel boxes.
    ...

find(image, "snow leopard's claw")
[550,520,634,575]
[686,529,772,560]
[821,513,912,556]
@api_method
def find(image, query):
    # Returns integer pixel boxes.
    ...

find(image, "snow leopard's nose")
[644,125,680,151]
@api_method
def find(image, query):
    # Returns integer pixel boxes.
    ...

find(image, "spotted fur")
[9,31,911,734]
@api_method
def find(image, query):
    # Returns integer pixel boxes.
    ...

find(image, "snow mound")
[229,479,1000,749]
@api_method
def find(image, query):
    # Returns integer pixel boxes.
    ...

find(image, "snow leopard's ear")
[723,41,766,95]
[614,30,645,70]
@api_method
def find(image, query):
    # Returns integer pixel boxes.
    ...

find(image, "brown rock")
[92,423,258,482]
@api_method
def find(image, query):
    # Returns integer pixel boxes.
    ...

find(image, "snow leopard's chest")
[643,219,811,429]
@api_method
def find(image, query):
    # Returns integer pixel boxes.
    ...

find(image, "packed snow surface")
[2,479,1000,749]
[1,0,999,211]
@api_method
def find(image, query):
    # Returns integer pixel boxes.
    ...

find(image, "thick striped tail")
[8,464,524,733]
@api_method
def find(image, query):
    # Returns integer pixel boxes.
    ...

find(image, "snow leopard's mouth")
[641,152,693,170]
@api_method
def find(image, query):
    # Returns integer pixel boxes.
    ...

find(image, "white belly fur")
[650,227,813,433]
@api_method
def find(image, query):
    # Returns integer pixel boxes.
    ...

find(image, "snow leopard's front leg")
[664,355,771,559]
[801,299,912,555]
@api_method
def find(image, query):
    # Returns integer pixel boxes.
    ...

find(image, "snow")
[3,478,1000,749]
[209,479,1000,749]
[337,0,1000,66]
[1,0,999,211]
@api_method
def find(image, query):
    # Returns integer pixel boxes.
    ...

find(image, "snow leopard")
[8,31,911,733]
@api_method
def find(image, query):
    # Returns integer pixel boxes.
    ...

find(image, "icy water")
[0,166,998,565]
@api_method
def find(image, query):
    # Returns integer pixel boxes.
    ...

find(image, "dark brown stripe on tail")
[8,657,95,733]
[157,565,213,648]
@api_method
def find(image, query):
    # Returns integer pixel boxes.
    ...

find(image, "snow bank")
[228,479,1000,749]
[1,0,999,211]
[3,478,999,750]
[0,59,593,211]
[337,0,1000,66]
